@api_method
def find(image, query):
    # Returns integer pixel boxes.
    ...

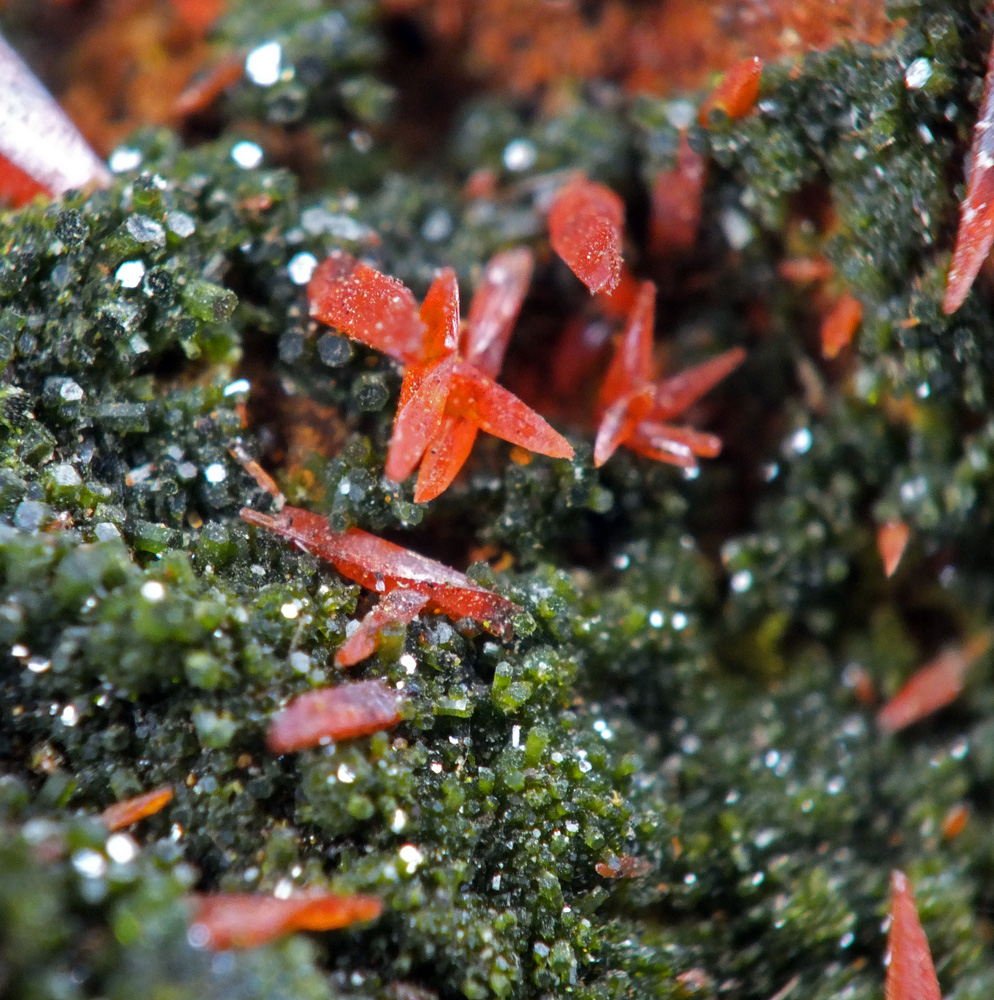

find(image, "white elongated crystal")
[0,31,111,195]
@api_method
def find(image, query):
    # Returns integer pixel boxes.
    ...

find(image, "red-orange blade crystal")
[308,251,426,364]
[190,892,382,950]
[267,679,403,754]
[243,505,513,630]
[382,268,463,482]
[243,505,471,590]
[464,247,535,377]
[241,505,354,572]
[100,786,174,831]
[885,871,941,1000]
[593,390,650,468]
[385,355,457,483]
[598,281,657,412]
[420,583,518,641]
[239,506,473,592]
[944,31,994,314]
[419,267,461,358]
[324,526,475,591]
[229,441,281,498]
[548,177,624,295]
[626,421,724,467]
[448,362,575,459]
[242,505,518,633]
[414,417,480,502]
[649,347,746,421]
[335,589,430,668]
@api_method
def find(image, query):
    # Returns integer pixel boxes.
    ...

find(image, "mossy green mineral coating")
[5,0,994,997]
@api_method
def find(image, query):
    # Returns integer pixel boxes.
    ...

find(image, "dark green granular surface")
[5,0,994,997]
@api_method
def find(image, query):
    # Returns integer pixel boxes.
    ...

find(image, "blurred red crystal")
[100,785,173,831]
[944,31,994,314]
[877,519,909,578]
[548,177,625,294]
[941,803,969,841]
[778,256,834,284]
[877,632,991,733]
[175,51,244,117]
[698,56,764,126]
[884,871,941,1000]
[190,891,382,950]
[170,0,226,34]
[595,855,652,879]
[649,133,705,256]
[820,292,862,359]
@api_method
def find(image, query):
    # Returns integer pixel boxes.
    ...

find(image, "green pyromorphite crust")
[5,0,994,997]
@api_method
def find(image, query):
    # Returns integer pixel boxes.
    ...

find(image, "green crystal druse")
[4,1,994,998]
